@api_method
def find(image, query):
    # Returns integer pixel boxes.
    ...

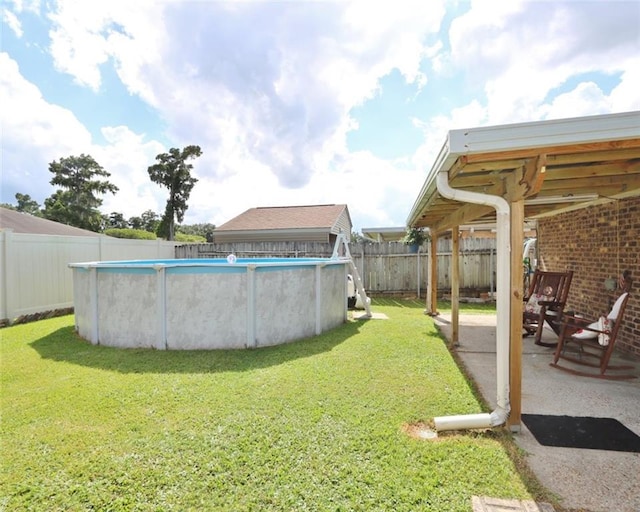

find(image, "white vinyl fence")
[0,230,177,323]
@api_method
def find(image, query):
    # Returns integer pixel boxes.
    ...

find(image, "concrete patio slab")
[434,313,640,512]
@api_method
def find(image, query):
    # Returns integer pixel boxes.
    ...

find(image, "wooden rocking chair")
[523,269,573,347]
[550,292,635,380]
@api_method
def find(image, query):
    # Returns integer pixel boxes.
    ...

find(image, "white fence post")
[0,229,14,322]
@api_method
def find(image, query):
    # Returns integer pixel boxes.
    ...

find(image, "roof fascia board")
[361,227,406,234]
[448,111,640,155]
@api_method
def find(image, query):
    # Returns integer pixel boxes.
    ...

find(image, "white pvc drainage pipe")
[433,171,511,431]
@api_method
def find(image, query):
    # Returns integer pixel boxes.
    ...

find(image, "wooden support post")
[508,199,525,431]
[427,234,438,315]
[451,227,460,345]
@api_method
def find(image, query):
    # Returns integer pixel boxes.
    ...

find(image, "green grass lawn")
[1,298,543,511]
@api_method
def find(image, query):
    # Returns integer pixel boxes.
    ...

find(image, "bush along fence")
[175,238,498,298]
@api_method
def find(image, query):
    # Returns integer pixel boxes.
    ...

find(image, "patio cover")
[406,111,640,429]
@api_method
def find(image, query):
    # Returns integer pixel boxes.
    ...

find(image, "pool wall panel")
[320,265,348,332]
[72,268,92,341]
[165,272,248,349]
[254,267,317,347]
[97,273,158,348]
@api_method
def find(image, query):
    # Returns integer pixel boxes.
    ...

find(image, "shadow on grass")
[29,321,362,374]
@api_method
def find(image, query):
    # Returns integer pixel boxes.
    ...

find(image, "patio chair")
[523,269,573,347]
[550,292,636,380]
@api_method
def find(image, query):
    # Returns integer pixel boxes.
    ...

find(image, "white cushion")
[598,316,613,346]
[607,292,628,321]
[572,321,599,340]
[525,293,552,315]
[571,316,614,345]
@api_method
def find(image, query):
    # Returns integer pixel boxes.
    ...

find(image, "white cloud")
[542,82,611,119]
[0,52,169,218]
[0,52,92,202]
[47,1,113,90]
[447,0,640,124]
[40,0,446,223]
[609,66,640,112]
[2,7,22,37]
[47,0,163,96]
[95,126,167,217]
[2,0,638,233]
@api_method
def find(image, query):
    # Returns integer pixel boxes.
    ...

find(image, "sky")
[1,0,639,233]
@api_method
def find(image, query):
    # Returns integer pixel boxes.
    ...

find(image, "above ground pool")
[70,258,350,350]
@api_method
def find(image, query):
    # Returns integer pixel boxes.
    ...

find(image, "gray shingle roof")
[0,207,101,237]
[216,204,349,231]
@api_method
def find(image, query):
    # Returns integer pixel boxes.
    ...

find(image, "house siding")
[537,196,640,356]
[332,210,352,236]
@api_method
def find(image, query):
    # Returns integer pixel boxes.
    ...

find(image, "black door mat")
[522,414,640,452]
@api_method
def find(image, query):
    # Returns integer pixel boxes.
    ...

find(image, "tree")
[43,154,118,232]
[351,230,365,243]
[15,193,42,216]
[140,209,161,233]
[128,216,143,230]
[107,212,128,229]
[147,146,202,240]
[402,227,429,246]
[179,222,216,242]
[129,210,160,232]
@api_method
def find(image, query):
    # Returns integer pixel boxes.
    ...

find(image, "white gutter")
[433,171,511,431]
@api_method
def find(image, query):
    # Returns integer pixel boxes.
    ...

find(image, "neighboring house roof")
[0,207,101,237]
[214,204,352,243]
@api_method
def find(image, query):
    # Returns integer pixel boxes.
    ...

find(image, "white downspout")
[433,171,511,431]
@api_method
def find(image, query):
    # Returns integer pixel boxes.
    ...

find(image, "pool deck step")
[472,496,555,512]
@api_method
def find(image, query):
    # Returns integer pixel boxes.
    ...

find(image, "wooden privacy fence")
[175,238,498,297]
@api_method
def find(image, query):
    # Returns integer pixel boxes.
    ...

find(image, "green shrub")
[174,232,206,243]
[104,228,157,240]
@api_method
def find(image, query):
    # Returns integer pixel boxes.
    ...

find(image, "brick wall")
[537,196,640,356]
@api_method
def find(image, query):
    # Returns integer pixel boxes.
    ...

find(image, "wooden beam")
[545,160,640,179]
[448,155,468,180]
[540,173,640,193]
[520,154,547,197]
[547,146,640,165]
[433,203,495,232]
[503,156,546,202]
[452,157,528,174]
